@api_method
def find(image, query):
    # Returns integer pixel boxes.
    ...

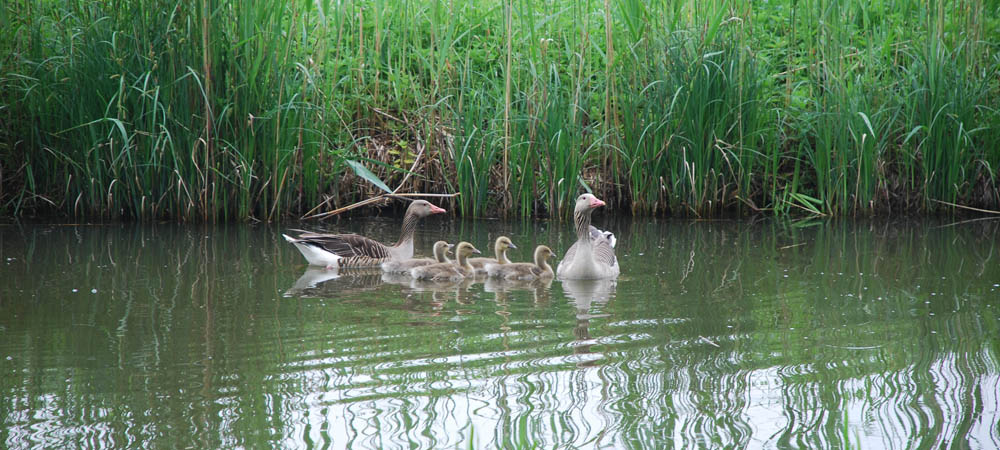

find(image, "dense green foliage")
[2,0,999,220]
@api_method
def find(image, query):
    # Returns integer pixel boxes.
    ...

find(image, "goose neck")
[394,211,419,248]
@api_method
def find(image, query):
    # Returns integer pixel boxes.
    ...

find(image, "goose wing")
[293,233,391,259]
[593,238,618,268]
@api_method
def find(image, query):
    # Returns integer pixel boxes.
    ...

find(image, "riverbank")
[2,0,998,221]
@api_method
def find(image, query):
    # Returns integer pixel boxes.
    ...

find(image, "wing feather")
[294,233,391,259]
[593,239,618,268]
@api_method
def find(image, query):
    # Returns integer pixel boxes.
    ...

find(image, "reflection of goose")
[410,242,481,281]
[557,194,619,279]
[408,277,476,305]
[468,236,516,274]
[381,241,453,273]
[282,200,446,268]
[486,245,555,281]
[283,267,385,297]
[380,271,414,287]
[484,276,553,304]
[560,278,617,319]
[484,276,553,293]
[408,277,474,293]
[562,278,615,367]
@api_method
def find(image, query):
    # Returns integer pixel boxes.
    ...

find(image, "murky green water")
[2,218,999,448]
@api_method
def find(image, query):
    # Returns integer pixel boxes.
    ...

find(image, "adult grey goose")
[283,200,446,269]
[556,194,619,279]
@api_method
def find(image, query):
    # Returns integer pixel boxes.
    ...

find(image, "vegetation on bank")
[1,0,999,221]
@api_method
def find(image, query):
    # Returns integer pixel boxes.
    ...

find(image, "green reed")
[1,0,997,220]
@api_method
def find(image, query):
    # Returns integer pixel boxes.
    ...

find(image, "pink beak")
[590,197,606,208]
[430,204,447,214]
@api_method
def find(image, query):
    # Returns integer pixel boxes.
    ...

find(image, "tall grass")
[1,0,998,220]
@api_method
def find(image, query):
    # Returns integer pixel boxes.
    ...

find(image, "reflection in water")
[561,278,616,319]
[560,278,616,367]
[484,277,553,305]
[282,266,384,297]
[1,220,999,448]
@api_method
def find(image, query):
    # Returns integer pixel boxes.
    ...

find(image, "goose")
[380,241,453,273]
[556,194,619,279]
[410,241,481,281]
[486,245,555,281]
[468,236,517,274]
[283,199,446,268]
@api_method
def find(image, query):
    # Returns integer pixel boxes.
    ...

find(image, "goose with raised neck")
[283,199,446,269]
[556,194,619,279]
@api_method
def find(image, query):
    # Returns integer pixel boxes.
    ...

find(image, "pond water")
[1,217,999,449]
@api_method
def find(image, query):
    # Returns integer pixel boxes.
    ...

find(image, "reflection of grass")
[3,220,999,447]
[2,0,998,219]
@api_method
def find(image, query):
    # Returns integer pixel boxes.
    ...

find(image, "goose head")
[574,193,606,213]
[407,199,447,217]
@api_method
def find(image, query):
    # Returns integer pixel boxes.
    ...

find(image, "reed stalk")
[1,0,997,220]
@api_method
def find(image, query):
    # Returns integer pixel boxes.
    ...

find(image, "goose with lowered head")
[556,194,619,279]
[283,199,446,269]
[486,245,555,281]
[468,236,517,274]
[381,240,453,273]
[410,241,481,281]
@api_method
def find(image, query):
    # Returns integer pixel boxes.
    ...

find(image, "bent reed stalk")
[1,0,998,220]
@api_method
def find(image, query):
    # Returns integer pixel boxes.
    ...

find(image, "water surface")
[2,218,999,448]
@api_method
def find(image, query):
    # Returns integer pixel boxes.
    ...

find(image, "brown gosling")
[381,241,453,273]
[486,245,555,281]
[410,241,481,281]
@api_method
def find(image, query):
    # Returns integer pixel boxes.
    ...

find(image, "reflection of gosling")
[486,245,555,281]
[468,236,516,275]
[381,241,453,273]
[410,242,481,281]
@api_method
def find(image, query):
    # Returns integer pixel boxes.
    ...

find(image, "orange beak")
[590,197,606,208]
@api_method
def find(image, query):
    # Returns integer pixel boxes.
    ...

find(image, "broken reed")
[1,0,998,220]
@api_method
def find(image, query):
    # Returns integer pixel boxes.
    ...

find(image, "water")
[2,218,998,449]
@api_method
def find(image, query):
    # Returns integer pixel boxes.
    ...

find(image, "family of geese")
[283,193,620,281]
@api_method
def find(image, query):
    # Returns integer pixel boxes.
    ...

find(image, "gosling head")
[534,245,555,262]
[495,236,517,252]
[432,241,453,262]
[455,241,481,259]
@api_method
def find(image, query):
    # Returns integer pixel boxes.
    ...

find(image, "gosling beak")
[472,248,482,255]
[507,242,518,249]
